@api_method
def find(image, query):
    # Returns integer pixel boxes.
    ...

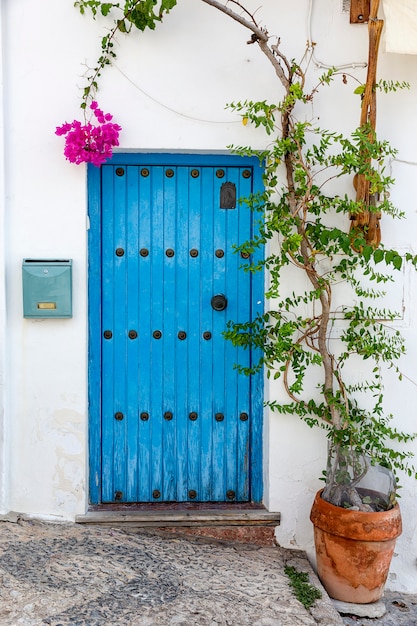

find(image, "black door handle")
[211,294,227,311]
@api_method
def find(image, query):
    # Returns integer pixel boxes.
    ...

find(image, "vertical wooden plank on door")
[236,167,253,500]
[212,167,227,500]
[248,163,264,503]
[175,166,191,501]
[223,166,240,501]
[200,167,214,501]
[186,167,202,501]
[149,166,164,501]
[137,165,152,501]
[101,166,116,501]
[126,165,140,501]
[112,167,128,501]
[88,164,102,504]
[162,166,177,500]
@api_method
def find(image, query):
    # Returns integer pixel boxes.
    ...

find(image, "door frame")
[87,152,265,505]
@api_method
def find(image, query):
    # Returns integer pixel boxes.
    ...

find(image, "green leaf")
[393,255,403,270]
[100,3,113,16]
[373,249,384,264]
[161,0,177,10]
[117,18,127,32]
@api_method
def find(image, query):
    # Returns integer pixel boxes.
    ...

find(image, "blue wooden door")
[89,155,263,504]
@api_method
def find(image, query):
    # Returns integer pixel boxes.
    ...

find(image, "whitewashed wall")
[1,0,417,592]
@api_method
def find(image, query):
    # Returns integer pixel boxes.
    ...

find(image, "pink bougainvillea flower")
[55,102,122,167]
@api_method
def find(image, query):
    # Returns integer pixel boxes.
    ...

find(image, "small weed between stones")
[284,565,322,610]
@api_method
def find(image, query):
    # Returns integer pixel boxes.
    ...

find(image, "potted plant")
[67,0,417,604]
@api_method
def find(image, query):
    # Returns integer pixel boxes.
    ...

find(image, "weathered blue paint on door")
[88,154,264,504]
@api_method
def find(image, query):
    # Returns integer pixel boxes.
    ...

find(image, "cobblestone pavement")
[0,516,343,626]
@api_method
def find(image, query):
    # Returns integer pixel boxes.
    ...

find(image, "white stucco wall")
[2,0,417,592]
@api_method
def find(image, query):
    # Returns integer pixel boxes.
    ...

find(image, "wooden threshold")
[75,508,281,528]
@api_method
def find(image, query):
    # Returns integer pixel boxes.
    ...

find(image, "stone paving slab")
[0,517,343,626]
[340,591,417,625]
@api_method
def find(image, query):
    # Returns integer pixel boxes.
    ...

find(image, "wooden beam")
[350,0,370,24]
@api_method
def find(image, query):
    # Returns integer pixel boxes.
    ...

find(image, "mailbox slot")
[22,259,72,318]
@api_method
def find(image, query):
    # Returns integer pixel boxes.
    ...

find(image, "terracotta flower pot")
[310,489,402,603]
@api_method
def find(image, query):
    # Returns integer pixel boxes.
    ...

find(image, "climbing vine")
[70,0,284,112]
[56,0,179,165]
[74,0,177,109]
[56,0,281,165]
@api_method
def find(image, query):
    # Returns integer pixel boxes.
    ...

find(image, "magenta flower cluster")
[55,102,122,167]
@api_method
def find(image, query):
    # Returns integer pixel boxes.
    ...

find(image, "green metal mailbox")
[22,259,72,318]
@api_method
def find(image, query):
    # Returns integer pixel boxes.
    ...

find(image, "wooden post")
[350,0,384,249]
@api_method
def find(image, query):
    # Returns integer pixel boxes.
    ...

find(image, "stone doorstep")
[149,525,278,547]
[75,509,281,546]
